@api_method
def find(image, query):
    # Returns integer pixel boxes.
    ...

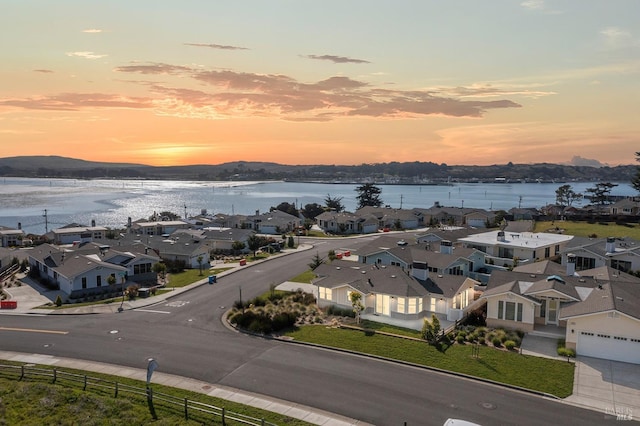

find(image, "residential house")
[560,236,640,274]
[480,263,640,364]
[131,219,191,236]
[0,247,14,274]
[355,206,420,230]
[508,207,540,221]
[244,210,301,235]
[144,231,211,269]
[413,203,490,227]
[610,197,640,216]
[45,223,108,245]
[0,226,25,247]
[203,228,254,253]
[458,230,573,267]
[28,244,129,298]
[315,211,372,234]
[313,259,480,327]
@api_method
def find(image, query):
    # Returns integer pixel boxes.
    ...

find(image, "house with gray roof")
[0,226,25,247]
[143,231,210,269]
[243,210,301,235]
[560,236,640,274]
[45,224,108,245]
[313,259,479,328]
[481,262,640,364]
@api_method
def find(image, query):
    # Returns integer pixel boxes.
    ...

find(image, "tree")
[324,194,345,212]
[349,291,364,324]
[301,203,325,219]
[197,255,204,276]
[231,240,246,255]
[287,235,295,248]
[555,184,583,207]
[149,211,180,221]
[585,182,618,207]
[247,234,263,258]
[632,151,640,193]
[271,201,298,216]
[308,252,325,270]
[421,314,441,345]
[153,262,167,286]
[355,183,383,209]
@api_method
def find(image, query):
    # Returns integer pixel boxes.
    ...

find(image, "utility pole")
[43,209,48,233]
[400,194,403,209]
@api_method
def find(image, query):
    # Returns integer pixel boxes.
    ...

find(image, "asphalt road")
[0,236,613,425]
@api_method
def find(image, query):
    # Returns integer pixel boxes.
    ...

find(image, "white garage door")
[577,331,640,364]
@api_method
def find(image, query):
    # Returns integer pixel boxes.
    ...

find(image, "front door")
[547,299,558,325]
[375,294,390,316]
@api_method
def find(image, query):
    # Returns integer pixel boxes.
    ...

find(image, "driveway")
[565,356,640,420]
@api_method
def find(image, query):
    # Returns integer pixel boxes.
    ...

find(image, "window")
[82,277,87,289]
[540,299,546,318]
[397,297,405,313]
[498,300,523,321]
[448,266,463,276]
[96,275,102,287]
[407,298,417,314]
[544,247,550,258]
[611,259,632,273]
[575,256,596,271]
[319,287,332,300]
[555,244,560,255]
[134,263,152,274]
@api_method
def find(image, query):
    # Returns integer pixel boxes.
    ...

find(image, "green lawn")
[534,220,640,239]
[285,326,574,398]
[167,267,231,288]
[0,361,313,426]
[289,269,317,284]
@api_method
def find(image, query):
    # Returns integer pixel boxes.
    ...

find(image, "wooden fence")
[0,363,277,426]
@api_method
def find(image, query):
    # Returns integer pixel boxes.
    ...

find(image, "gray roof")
[513,260,566,276]
[313,260,473,299]
[559,281,640,321]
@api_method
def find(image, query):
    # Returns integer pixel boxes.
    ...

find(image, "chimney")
[497,231,506,242]
[411,261,429,280]
[91,219,96,227]
[18,222,21,230]
[605,237,616,254]
[256,210,260,216]
[440,240,453,255]
[566,253,576,276]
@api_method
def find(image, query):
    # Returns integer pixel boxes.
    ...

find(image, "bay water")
[0,177,635,235]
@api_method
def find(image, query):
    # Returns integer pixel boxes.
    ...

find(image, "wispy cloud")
[66,51,107,60]
[114,62,521,121]
[0,93,152,111]
[184,42,248,50]
[600,27,635,49]
[520,0,562,14]
[33,69,54,73]
[303,54,370,64]
[82,29,103,33]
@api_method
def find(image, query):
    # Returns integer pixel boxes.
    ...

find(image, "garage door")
[577,331,640,364]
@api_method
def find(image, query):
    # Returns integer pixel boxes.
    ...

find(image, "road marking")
[0,327,68,335]
[134,309,171,314]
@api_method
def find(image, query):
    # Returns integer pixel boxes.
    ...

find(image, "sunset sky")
[1,1,639,167]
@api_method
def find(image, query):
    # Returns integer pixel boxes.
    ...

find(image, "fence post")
[20,365,24,380]
[184,397,188,420]
[115,381,118,398]
[83,375,87,391]
[146,386,158,420]
[261,419,265,426]
[222,407,226,426]
[53,368,57,384]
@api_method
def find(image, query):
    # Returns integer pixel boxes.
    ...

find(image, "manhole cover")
[201,385,211,390]
[479,402,497,410]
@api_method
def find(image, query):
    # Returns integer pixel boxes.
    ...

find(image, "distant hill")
[0,155,635,183]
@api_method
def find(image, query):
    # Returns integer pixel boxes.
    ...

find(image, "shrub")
[557,347,576,358]
[456,335,466,344]
[478,337,486,345]
[55,295,63,307]
[492,337,502,347]
[504,340,517,350]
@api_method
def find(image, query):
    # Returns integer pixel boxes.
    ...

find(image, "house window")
[575,256,596,271]
[96,275,102,287]
[134,263,152,274]
[540,299,546,318]
[448,266,463,276]
[611,259,632,273]
[498,300,523,321]
[407,298,417,314]
[555,245,560,255]
[82,277,87,289]
[544,247,550,258]
[319,287,332,300]
[397,297,405,314]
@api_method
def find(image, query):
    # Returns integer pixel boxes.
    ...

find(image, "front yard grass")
[167,267,231,288]
[284,326,574,398]
[289,270,317,284]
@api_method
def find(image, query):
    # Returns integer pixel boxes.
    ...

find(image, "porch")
[529,323,565,339]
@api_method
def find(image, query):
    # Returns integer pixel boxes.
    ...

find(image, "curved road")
[1,236,610,425]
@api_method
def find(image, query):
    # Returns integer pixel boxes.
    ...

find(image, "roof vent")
[336,267,341,270]
[391,275,396,278]
[361,270,366,274]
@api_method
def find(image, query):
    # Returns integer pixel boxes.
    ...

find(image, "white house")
[560,236,640,274]
[459,230,573,267]
[0,226,25,247]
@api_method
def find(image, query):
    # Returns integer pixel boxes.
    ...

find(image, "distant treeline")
[0,157,635,182]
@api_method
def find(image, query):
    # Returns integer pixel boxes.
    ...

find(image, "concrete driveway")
[565,356,639,420]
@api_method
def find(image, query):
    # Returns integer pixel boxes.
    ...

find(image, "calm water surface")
[0,177,635,235]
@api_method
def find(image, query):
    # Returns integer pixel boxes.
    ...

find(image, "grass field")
[534,220,640,239]
[0,361,313,426]
[285,325,575,398]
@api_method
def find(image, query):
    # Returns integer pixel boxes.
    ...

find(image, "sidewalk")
[0,350,370,426]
